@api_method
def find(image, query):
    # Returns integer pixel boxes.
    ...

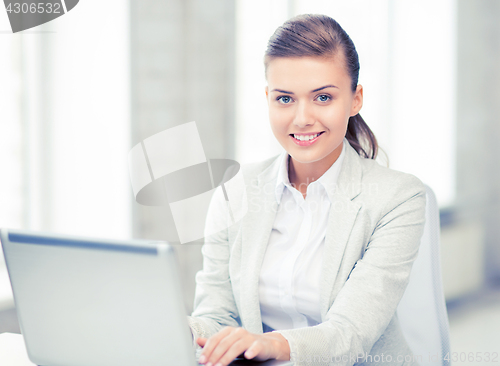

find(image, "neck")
[288,141,343,195]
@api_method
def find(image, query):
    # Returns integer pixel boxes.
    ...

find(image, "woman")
[187,14,426,366]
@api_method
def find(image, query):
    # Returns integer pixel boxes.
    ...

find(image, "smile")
[290,131,324,146]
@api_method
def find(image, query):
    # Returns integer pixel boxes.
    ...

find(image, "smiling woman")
[188,14,426,366]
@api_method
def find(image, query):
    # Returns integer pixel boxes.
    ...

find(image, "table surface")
[0,333,294,366]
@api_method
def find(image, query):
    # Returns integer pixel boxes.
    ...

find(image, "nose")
[293,101,314,128]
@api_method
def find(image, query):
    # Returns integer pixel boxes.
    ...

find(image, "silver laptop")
[0,229,293,366]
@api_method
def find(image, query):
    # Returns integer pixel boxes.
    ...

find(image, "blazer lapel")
[319,142,363,319]
[239,157,280,334]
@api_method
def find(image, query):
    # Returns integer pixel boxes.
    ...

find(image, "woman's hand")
[196,326,290,366]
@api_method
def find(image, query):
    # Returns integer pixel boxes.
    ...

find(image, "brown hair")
[264,14,379,159]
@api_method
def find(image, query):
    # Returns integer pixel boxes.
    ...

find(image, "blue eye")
[317,94,330,102]
[277,95,292,104]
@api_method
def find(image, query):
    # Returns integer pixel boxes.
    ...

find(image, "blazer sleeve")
[186,184,241,348]
[272,174,427,365]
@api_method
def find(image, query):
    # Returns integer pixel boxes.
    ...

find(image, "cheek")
[269,106,292,130]
[319,104,350,127]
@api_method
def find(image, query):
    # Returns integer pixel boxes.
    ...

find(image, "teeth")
[293,133,320,141]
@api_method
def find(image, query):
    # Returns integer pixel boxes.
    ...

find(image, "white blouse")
[258,139,347,331]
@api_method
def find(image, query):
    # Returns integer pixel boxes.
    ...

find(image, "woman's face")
[265,55,363,171]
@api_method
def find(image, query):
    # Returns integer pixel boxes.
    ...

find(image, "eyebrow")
[270,84,338,94]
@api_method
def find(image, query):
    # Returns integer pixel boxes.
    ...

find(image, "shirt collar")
[274,137,348,205]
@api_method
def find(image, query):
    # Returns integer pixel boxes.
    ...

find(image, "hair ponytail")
[346,114,378,159]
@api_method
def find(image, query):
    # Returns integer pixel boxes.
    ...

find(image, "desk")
[0,333,35,365]
[0,333,294,366]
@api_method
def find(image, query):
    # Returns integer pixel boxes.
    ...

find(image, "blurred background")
[0,0,499,361]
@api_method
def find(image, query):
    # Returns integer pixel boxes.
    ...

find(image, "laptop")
[0,229,294,366]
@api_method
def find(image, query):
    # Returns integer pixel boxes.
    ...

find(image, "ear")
[350,84,363,117]
[265,86,270,105]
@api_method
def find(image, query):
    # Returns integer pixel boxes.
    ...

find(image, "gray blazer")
[188,140,426,366]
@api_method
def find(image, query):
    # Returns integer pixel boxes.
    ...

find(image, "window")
[0,0,132,307]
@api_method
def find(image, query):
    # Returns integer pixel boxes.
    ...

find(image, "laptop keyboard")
[195,348,249,365]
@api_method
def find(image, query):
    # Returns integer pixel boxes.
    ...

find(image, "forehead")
[266,56,350,91]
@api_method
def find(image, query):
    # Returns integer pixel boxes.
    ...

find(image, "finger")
[204,328,248,366]
[244,340,264,360]
[196,337,207,347]
[211,337,253,366]
[199,327,235,364]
